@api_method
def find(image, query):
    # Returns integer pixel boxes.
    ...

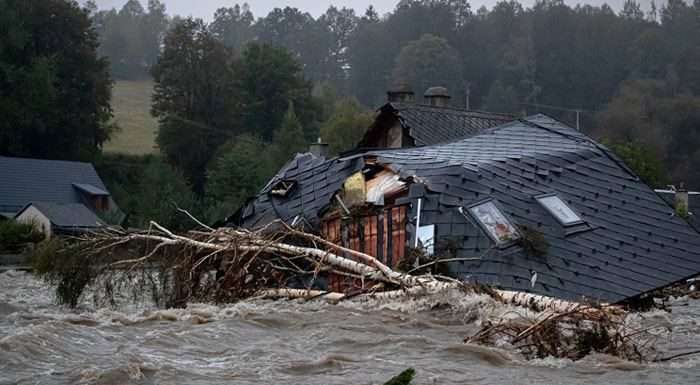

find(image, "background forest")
[2,0,700,229]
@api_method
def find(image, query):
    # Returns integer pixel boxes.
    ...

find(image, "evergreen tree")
[0,0,113,160]
[391,34,463,100]
[233,43,318,142]
[271,103,308,167]
[206,134,274,212]
[132,158,198,231]
[484,80,520,114]
[319,99,374,156]
[210,4,255,52]
[151,18,235,193]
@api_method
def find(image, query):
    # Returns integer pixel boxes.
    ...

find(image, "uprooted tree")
[31,219,676,362]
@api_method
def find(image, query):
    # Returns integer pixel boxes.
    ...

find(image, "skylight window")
[536,194,584,226]
[467,200,520,246]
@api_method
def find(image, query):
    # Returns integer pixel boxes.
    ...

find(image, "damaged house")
[230,88,700,304]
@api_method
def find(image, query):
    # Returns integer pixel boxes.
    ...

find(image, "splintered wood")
[57,220,673,362]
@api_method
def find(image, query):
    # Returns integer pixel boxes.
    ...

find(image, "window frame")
[466,199,521,248]
[269,179,297,197]
[535,193,585,227]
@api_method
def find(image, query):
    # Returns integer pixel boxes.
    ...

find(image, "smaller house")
[0,156,120,237]
[14,202,105,237]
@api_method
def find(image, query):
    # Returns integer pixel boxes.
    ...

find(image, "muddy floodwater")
[1,270,700,385]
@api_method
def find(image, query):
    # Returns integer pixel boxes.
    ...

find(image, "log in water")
[1,270,699,385]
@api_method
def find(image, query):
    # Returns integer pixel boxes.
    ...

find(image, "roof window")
[536,193,584,226]
[466,200,520,246]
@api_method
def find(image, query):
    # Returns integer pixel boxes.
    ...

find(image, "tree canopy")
[0,0,113,161]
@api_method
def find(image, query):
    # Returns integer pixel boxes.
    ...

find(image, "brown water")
[1,270,700,385]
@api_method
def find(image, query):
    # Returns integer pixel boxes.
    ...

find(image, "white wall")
[15,206,52,238]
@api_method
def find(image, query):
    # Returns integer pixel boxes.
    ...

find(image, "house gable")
[358,102,514,149]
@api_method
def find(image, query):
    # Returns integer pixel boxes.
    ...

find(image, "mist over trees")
[4,0,700,226]
[88,0,168,79]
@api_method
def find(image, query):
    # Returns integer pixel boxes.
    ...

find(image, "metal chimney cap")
[424,86,450,98]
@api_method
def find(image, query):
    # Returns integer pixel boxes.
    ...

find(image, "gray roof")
[17,202,104,229]
[232,115,700,304]
[0,156,110,215]
[72,183,110,196]
[359,102,514,147]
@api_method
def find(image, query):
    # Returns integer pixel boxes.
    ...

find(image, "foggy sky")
[84,0,645,20]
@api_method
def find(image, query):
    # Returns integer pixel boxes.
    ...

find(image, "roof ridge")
[391,102,514,119]
[0,155,94,166]
[519,117,641,181]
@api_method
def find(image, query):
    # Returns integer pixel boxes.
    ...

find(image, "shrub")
[30,238,95,307]
[0,220,43,252]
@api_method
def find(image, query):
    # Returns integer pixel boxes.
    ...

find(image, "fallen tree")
[31,220,671,362]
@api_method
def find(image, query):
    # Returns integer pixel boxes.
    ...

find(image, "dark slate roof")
[232,153,365,229]
[360,102,514,147]
[233,115,700,304]
[72,183,110,196]
[0,156,110,216]
[17,202,104,229]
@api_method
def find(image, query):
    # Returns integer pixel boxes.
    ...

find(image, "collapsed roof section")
[230,115,700,304]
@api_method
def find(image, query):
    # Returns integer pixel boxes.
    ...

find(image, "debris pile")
[465,305,659,362]
[33,220,674,362]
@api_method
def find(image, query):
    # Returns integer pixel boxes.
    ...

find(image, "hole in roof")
[536,194,585,227]
[270,180,297,197]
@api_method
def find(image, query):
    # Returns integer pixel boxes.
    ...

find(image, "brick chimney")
[309,137,329,158]
[387,83,415,103]
[676,183,689,217]
[424,86,450,107]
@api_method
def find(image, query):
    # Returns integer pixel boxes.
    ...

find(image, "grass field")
[104,80,158,154]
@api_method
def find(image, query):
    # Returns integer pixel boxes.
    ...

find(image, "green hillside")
[104,80,158,154]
